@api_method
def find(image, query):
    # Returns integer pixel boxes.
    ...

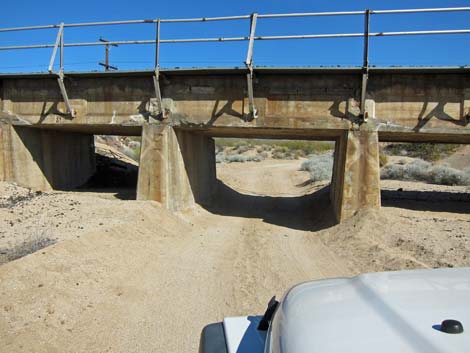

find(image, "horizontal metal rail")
[0,7,469,33]
[250,11,365,19]
[160,15,251,23]
[0,16,252,33]
[0,24,60,33]
[259,7,470,18]
[1,29,469,51]
[371,7,470,14]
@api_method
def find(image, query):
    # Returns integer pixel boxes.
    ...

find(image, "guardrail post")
[245,13,258,120]
[48,23,76,117]
[360,9,370,122]
[152,18,168,119]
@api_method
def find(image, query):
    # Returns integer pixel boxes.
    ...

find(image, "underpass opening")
[379,141,470,214]
[0,125,143,200]
[206,137,337,230]
[76,135,141,200]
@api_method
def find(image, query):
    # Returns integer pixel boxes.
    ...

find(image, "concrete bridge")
[1,67,469,222]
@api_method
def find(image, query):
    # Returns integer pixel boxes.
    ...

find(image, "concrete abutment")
[0,124,95,191]
[137,124,216,210]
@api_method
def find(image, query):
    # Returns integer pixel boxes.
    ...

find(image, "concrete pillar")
[137,124,216,210]
[0,124,95,190]
[330,130,381,222]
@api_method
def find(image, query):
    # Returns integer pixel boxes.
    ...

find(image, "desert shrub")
[300,153,334,182]
[131,147,141,161]
[273,146,288,154]
[274,140,334,154]
[406,159,431,181]
[256,145,271,153]
[381,159,470,186]
[282,151,295,160]
[216,153,264,164]
[123,146,139,161]
[128,136,142,143]
[214,138,334,155]
[128,140,141,149]
[384,143,459,161]
[272,151,286,159]
[0,191,39,209]
[226,154,248,163]
[0,235,55,265]
[430,166,470,186]
[215,138,240,148]
[381,164,405,180]
[379,152,388,167]
[215,154,225,164]
[236,144,251,154]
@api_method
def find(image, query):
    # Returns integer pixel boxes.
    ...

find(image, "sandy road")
[0,214,348,353]
[0,160,350,353]
[0,159,469,353]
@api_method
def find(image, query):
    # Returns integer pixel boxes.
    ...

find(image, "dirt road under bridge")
[0,159,469,353]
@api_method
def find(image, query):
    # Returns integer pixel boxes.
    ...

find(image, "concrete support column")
[0,124,95,190]
[330,129,381,222]
[137,124,216,210]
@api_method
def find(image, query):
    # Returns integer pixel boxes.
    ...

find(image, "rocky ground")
[0,151,469,353]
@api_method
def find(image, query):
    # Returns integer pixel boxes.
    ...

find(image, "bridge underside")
[1,68,469,223]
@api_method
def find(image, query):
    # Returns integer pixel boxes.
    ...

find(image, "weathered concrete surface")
[331,130,381,222]
[1,68,469,140]
[0,124,95,191]
[137,124,216,210]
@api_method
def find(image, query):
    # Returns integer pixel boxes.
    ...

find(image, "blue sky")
[0,0,469,72]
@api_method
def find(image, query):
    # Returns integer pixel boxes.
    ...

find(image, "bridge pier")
[331,130,381,222]
[137,124,216,210]
[0,124,95,191]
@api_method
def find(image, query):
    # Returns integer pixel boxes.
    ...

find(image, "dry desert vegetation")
[0,138,469,353]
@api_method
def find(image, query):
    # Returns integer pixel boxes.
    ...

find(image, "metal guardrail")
[0,7,469,119]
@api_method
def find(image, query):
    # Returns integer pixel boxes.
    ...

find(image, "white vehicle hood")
[268,267,470,353]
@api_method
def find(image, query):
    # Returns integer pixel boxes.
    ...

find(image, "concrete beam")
[0,124,95,191]
[137,124,216,210]
[331,130,381,222]
[1,70,469,142]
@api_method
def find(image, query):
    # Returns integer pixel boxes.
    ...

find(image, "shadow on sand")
[381,189,470,214]
[74,153,138,200]
[202,180,336,232]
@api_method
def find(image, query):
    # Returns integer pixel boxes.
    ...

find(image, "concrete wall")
[137,124,216,211]
[0,124,95,190]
